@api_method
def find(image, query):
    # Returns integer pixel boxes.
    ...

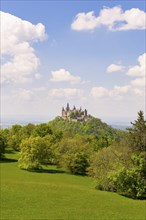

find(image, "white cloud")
[91,87,109,98]
[106,64,125,73]
[35,73,42,80]
[50,68,81,84]
[71,11,99,31]
[91,85,131,100]
[1,11,47,84]
[71,6,146,31]
[121,8,146,31]
[127,53,145,77]
[132,88,144,96]
[12,89,34,101]
[110,85,131,99]
[131,77,145,87]
[32,86,46,92]
[3,86,47,104]
[91,53,145,100]
[49,88,83,99]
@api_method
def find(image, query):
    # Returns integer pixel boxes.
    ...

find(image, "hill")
[48,116,124,142]
[0,150,145,220]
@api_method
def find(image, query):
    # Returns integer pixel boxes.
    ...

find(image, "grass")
[0,150,145,220]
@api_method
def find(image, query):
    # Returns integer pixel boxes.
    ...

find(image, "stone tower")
[66,103,70,111]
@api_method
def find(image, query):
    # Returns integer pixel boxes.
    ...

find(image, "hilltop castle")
[61,103,91,122]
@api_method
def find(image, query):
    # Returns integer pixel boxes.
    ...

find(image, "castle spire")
[73,105,76,110]
[66,103,70,111]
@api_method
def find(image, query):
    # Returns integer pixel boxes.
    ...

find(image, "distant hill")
[110,124,130,130]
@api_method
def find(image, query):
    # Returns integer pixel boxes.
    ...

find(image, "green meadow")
[0,150,145,220]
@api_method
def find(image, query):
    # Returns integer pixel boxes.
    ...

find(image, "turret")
[73,105,76,110]
[84,109,87,116]
[62,107,65,117]
[66,103,70,111]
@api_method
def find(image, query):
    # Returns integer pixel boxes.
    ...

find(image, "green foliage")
[108,153,146,199]
[88,111,146,199]
[6,123,52,151]
[69,111,83,118]
[20,123,36,138]
[32,123,52,137]
[88,145,132,190]
[56,136,92,174]
[127,110,146,152]
[0,131,7,157]
[49,117,123,148]
[18,136,49,170]
[1,110,145,201]
[7,124,22,151]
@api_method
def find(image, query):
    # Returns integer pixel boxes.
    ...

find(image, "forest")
[0,110,146,199]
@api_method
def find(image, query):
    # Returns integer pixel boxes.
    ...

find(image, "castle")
[61,103,91,122]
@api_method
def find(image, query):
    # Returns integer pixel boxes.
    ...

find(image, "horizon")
[1,107,134,129]
[1,1,145,123]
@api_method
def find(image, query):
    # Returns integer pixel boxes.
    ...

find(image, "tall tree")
[127,111,146,152]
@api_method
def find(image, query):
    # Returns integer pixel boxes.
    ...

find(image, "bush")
[88,144,132,189]
[56,136,91,175]
[108,153,146,199]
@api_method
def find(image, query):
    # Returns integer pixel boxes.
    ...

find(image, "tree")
[18,136,49,170]
[32,123,52,137]
[7,124,22,151]
[127,111,146,152]
[108,152,146,199]
[0,131,6,158]
[56,136,92,175]
[88,145,132,191]
[20,123,35,138]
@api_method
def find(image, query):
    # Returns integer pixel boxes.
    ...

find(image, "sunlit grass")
[0,151,145,220]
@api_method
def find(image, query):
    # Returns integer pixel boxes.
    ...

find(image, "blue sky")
[1,0,146,124]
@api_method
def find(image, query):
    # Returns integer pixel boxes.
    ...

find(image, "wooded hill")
[49,116,123,141]
[0,111,146,199]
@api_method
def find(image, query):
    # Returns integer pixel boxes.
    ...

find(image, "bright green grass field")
[0,151,145,220]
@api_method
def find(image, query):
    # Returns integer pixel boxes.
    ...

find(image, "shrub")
[88,145,133,191]
[108,153,146,199]
[56,136,91,175]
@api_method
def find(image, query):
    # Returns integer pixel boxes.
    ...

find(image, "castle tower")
[62,107,64,116]
[61,104,90,121]
[62,107,66,118]
[66,103,70,111]
[73,105,76,111]
[84,109,87,117]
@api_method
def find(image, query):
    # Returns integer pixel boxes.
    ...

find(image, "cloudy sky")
[1,1,145,124]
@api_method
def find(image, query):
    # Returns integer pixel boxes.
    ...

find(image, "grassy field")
[0,150,145,220]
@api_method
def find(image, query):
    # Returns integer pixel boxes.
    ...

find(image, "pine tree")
[127,111,146,152]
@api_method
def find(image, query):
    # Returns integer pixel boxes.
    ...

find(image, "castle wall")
[61,104,90,121]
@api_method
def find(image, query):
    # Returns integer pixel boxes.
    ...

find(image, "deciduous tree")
[18,136,49,170]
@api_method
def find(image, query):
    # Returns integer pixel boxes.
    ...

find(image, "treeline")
[0,111,146,199]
